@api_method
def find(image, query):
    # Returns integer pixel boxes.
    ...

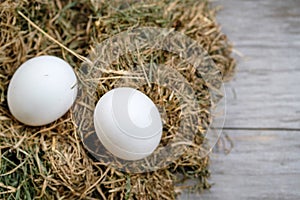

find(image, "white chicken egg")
[7,55,78,126]
[94,87,163,161]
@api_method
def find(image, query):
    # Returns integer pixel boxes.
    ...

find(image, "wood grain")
[181,130,300,200]
[218,0,300,129]
[180,0,300,199]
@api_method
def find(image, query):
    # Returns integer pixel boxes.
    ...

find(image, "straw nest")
[0,0,235,199]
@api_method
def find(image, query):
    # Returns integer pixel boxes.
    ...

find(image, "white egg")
[7,55,78,126]
[94,87,162,161]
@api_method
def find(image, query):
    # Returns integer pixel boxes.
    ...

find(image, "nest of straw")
[0,0,235,199]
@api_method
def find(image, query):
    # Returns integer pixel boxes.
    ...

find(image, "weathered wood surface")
[181,130,300,200]
[219,0,300,129]
[180,0,300,199]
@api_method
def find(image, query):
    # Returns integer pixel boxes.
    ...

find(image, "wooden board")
[218,0,300,129]
[180,0,300,199]
[195,130,300,200]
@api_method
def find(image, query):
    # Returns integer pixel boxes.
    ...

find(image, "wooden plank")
[180,0,300,199]
[212,0,300,129]
[179,130,300,200]
[224,69,300,129]
[214,0,300,47]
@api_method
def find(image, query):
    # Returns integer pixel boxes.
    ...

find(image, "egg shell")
[93,87,163,161]
[94,122,154,161]
[7,55,78,126]
[110,87,162,139]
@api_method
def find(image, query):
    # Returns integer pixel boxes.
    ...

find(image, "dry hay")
[0,0,235,199]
